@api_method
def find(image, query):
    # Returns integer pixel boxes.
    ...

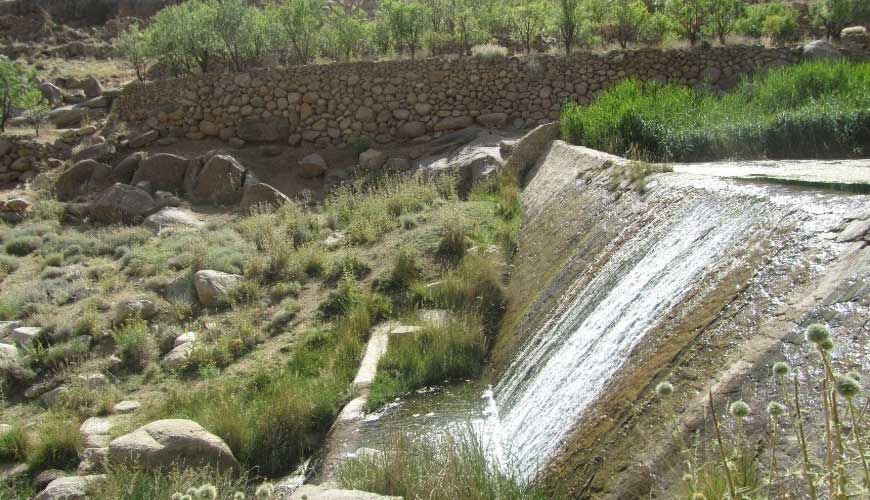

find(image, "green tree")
[510,0,554,54]
[665,0,710,47]
[607,0,651,48]
[324,12,372,62]
[17,88,50,137]
[735,3,799,41]
[451,0,488,56]
[116,23,149,81]
[277,0,326,65]
[208,0,260,72]
[707,0,744,45]
[145,0,217,75]
[0,58,44,133]
[557,0,583,54]
[763,12,798,46]
[810,0,861,39]
[380,0,428,60]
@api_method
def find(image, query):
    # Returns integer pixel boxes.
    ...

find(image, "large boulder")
[107,419,239,471]
[12,327,42,347]
[131,154,189,193]
[34,475,105,500]
[128,130,159,149]
[399,121,427,139]
[194,270,242,307]
[143,207,204,231]
[48,106,88,128]
[189,155,246,205]
[55,160,113,201]
[72,143,115,163]
[113,152,147,184]
[161,342,194,370]
[39,81,64,106]
[803,40,841,60]
[240,183,290,213]
[81,77,102,98]
[298,154,327,179]
[237,117,289,142]
[359,149,387,170]
[113,298,158,325]
[89,183,157,223]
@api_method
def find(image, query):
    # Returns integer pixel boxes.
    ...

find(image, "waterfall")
[494,200,758,480]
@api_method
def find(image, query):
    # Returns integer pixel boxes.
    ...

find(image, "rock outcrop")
[194,270,241,307]
[88,183,157,223]
[107,419,239,470]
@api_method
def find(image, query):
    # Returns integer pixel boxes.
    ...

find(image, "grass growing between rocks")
[90,465,249,500]
[561,61,870,162]
[338,433,559,500]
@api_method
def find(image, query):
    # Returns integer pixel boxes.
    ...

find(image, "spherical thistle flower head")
[234,492,245,500]
[255,483,275,499]
[772,362,790,377]
[847,371,862,382]
[729,400,750,419]
[682,473,692,483]
[767,401,786,418]
[805,323,831,345]
[655,381,674,398]
[820,337,835,352]
[692,493,707,500]
[835,375,862,400]
[171,494,184,500]
[186,488,199,496]
[197,484,218,500]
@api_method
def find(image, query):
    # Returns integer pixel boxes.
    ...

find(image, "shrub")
[0,425,29,463]
[436,210,469,262]
[5,236,42,256]
[368,317,486,409]
[430,254,506,334]
[387,247,421,291]
[26,411,82,471]
[112,318,157,372]
[326,253,371,284]
[0,254,18,279]
[91,465,248,500]
[28,337,91,373]
[471,44,509,60]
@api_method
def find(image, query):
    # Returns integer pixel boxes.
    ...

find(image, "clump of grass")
[0,254,18,279]
[436,209,470,262]
[429,254,506,334]
[0,425,30,463]
[184,313,264,373]
[471,44,509,60]
[338,432,558,500]
[112,318,157,372]
[26,411,83,471]
[28,336,92,373]
[368,316,486,410]
[326,253,370,284]
[5,235,42,256]
[91,465,248,500]
[561,61,870,161]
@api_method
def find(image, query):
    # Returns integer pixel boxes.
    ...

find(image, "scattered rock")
[34,475,105,500]
[89,183,157,224]
[803,40,841,60]
[81,77,103,98]
[48,106,88,128]
[161,342,194,370]
[841,26,867,38]
[173,332,197,347]
[165,275,196,305]
[112,152,147,184]
[399,121,427,138]
[33,470,67,492]
[194,270,242,307]
[113,401,141,414]
[80,417,113,448]
[78,373,108,390]
[323,232,346,250]
[55,160,114,201]
[476,113,508,128]
[128,130,159,149]
[143,207,204,231]
[131,154,189,193]
[359,149,387,170]
[434,117,474,132]
[12,326,42,347]
[39,82,64,106]
[113,298,158,325]
[42,386,69,407]
[298,153,328,178]
[240,182,290,213]
[837,219,870,243]
[190,155,246,205]
[2,198,32,213]
[289,485,401,500]
[76,447,107,475]
[107,419,240,471]
[238,117,289,142]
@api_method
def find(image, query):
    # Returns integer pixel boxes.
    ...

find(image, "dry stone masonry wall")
[115,44,855,147]
[0,137,65,184]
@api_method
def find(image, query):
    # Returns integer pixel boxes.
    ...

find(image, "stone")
[78,125,97,136]
[701,67,722,83]
[113,151,147,184]
[837,219,870,243]
[89,183,157,224]
[42,386,69,407]
[72,143,115,163]
[131,154,189,192]
[476,113,508,128]
[81,77,103,98]
[34,475,105,500]
[841,26,867,38]
[33,470,67,492]
[12,327,42,347]
[56,160,114,201]
[355,107,376,122]
[434,116,474,132]
[128,130,159,149]
[3,198,32,213]
[238,117,290,142]
[76,447,107,475]
[399,121,427,138]
[0,344,20,374]
[174,332,197,347]
[113,298,158,325]
[144,207,204,231]
[240,182,290,213]
[499,139,518,160]
[359,149,387,170]
[299,153,328,178]
[113,400,141,414]
[165,275,196,305]
[0,463,28,483]
[194,270,242,307]
[78,373,108,390]
[323,232,346,250]
[161,342,194,370]
[803,40,841,60]
[39,82,64,106]
[189,155,246,205]
[198,121,220,137]
[77,96,111,109]
[107,419,240,470]
[289,485,400,500]
[49,106,88,128]
[80,417,112,448]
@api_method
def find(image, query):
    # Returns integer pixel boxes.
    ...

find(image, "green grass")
[338,432,559,500]
[26,411,83,471]
[0,425,29,463]
[428,254,507,335]
[368,316,487,410]
[89,465,248,500]
[4,236,42,256]
[112,318,158,372]
[0,255,18,280]
[561,61,870,161]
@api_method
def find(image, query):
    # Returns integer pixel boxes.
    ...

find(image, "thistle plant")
[197,484,218,499]
[255,482,275,499]
[835,375,870,490]
[766,401,786,496]
[655,381,695,481]
[729,400,750,459]
[709,391,738,499]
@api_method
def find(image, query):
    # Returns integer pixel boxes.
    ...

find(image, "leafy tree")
[510,0,554,54]
[735,3,799,41]
[607,0,651,48]
[0,58,44,133]
[665,0,710,47]
[557,0,583,54]
[763,12,798,46]
[810,0,862,39]
[380,0,428,60]
[116,23,149,81]
[639,11,673,46]
[208,0,260,72]
[17,88,51,137]
[707,0,744,45]
[146,0,217,75]
[324,12,372,62]
[451,0,489,56]
[276,0,326,65]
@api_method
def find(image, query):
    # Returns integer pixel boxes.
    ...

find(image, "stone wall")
[0,137,64,184]
[114,43,851,148]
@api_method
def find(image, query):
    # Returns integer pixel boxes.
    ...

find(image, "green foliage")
[810,0,867,39]
[665,0,711,47]
[116,23,149,81]
[735,3,799,40]
[436,209,470,262]
[0,425,29,463]
[379,0,428,60]
[90,466,247,500]
[0,255,18,280]
[510,0,555,54]
[560,61,870,162]
[26,411,83,471]
[368,317,486,409]
[323,12,372,62]
[4,235,42,256]
[706,0,745,45]
[429,253,506,334]
[112,318,158,372]
[339,433,559,500]
[0,57,46,132]
[274,0,325,65]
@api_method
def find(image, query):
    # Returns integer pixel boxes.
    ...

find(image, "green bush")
[29,337,92,372]
[112,318,157,372]
[560,61,870,161]
[368,317,486,409]
[436,210,470,262]
[0,255,18,279]
[0,425,29,463]
[4,236,42,256]
[430,254,506,334]
[26,412,82,471]
[90,465,248,500]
